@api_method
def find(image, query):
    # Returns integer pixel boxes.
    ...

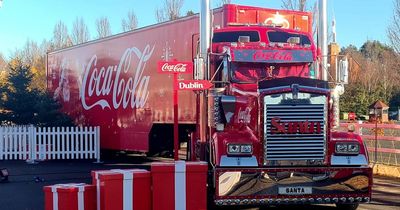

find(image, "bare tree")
[52,21,72,49]
[0,52,6,70]
[71,17,90,45]
[388,0,400,53]
[218,0,232,7]
[155,0,184,23]
[281,0,307,11]
[96,17,112,38]
[121,11,138,32]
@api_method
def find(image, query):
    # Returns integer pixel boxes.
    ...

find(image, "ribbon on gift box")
[111,169,134,210]
[51,183,86,210]
[94,169,147,210]
[175,161,186,210]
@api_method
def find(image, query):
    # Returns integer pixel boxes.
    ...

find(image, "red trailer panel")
[48,16,202,151]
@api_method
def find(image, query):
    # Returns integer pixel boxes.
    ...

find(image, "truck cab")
[202,25,372,209]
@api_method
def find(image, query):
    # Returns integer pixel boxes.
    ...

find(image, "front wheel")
[336,203,359,210]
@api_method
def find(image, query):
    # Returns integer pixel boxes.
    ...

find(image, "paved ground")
[0,156,399,210]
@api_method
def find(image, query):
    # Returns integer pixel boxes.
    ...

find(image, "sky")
[0,0,394,58]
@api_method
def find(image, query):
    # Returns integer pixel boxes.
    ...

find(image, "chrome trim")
[217,170,370,197]
[330,154,368,166]
[219,155,258,167]
[259,85,329,94]
[263,92,327,165]
[214,196,372,206]
[259,85,291,93]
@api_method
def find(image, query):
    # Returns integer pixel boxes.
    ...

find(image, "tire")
[335,203,359,210]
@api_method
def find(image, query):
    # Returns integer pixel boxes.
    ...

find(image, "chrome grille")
[264,103,326,161]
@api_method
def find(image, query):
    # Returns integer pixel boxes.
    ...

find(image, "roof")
[369,100,389,109]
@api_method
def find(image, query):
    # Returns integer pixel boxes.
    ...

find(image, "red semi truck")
[47,3,372,209]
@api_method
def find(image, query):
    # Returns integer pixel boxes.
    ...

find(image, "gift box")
[44,183,96,210]
[151,161,208,210]
[91,169,151,210]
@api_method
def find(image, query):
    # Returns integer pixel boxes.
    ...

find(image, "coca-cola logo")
[162,63,187,72]
[157,61,193,74]
[271,117,322,134]
[80,45,155,110]
[253,51,293,61]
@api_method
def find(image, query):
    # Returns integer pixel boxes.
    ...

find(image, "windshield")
[231,62,311,83]
[267,31,311,46]
[213,31,260,43]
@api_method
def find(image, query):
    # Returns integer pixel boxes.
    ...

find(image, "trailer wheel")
[335,203,359,210]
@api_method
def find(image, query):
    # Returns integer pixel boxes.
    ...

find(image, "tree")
[121,11,138,32]
[186,10,195,16]
[21,40,48,91]
[360,40,394,61]
[33,92,74,126]
[0,59,37,124]
[339,41,400,116]
[388,0,400,53]
[96,17,112,38]
[0,53,7,106]
[52,21,72,49]
[281,0,307,11]
[0,52,6,70]
[7,39,50,92]
[0,58,73,126]
[218,0,231,6]
[71,17,90,45]
[155,0,184,23]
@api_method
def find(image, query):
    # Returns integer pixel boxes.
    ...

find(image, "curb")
[373,164,400,179]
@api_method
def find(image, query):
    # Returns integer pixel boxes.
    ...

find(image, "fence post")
[26,125,37,164]
[0,127,3,160]
[358,120,363,135]
[94,126,102,163]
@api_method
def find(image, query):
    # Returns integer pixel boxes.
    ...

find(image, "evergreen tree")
[34,92,74,126]
[0,59,73,126]
[1,59,37,124]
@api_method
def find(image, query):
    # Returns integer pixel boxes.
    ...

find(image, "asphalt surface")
[0,155,399,210]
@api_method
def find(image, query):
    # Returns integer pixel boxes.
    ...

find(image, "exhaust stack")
[197,0,211,146]
[318,0,328,81]
[199,0,211,80]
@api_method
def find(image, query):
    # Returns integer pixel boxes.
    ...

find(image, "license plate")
[278,187,312,195]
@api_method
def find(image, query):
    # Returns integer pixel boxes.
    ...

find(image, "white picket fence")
[0,126,100,163]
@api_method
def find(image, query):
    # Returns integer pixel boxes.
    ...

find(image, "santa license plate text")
[278,187,312,195]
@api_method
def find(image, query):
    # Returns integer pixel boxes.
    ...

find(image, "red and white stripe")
[51,183,86,210]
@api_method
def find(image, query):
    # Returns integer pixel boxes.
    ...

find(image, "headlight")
[228,144,240,154]
[335,142,360,155]
[240,145,252,153]
[227,144,253,155]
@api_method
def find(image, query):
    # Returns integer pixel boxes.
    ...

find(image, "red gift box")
[151,161,208,210]
[44,183,96,210]
[91,169,151,210]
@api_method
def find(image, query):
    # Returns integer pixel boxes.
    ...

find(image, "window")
[267,31,311,45]
[213,31,260,43]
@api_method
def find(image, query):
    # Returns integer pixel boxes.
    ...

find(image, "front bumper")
[214,167,372,206]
